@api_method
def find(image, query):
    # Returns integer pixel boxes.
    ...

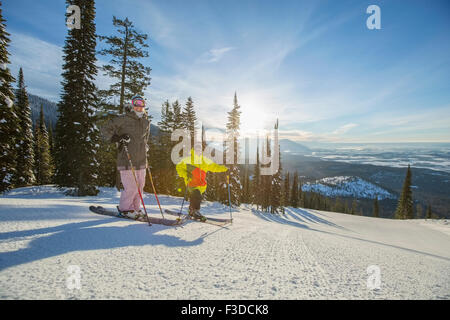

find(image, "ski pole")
[123,145,152,226]
[146,166,165,219]
[227,175,233,222]
[179,184,189,216]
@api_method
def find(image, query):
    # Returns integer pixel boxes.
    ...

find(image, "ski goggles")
[132,98,146,108]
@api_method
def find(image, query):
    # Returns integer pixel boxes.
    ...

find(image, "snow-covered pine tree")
[159,100,173,132]
[13,68,35,186]
[159,100,183,194]
[97,16,151,114]
[260,135,271,212]
[241,147,251,204]
[251,137,261,210]
[270,121,283,213]
[34,105,53,185]
[55,0,100,196]
[0,3,19,193]
[395,165,413,219]
[171,100,184,130]
[170,100,184,195]
[47,120,55,162]
[224,92,242,206]
[182,97,197,148]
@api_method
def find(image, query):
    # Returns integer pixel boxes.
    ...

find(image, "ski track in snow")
[0,186,449,300]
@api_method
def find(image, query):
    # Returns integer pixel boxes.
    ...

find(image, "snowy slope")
[0,186,449,300]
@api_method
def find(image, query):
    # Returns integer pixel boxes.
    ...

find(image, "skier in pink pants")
[100,95,150,219]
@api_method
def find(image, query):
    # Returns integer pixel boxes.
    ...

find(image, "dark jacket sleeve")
[145,118,151,152]
[100,116,121,142]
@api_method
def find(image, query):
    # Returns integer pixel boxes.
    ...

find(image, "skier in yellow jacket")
[176,148,228,220]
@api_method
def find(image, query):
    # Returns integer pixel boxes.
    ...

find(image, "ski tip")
[89,205,100,212]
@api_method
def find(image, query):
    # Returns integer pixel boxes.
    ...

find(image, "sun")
[239,102,270,138]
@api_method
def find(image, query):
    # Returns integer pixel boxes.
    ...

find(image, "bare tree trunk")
[119,21,129,114]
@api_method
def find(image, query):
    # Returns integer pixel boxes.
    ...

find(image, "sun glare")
[239,102,271,137]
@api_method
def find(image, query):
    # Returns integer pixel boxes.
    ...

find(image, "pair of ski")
[164,209,232,227]
[89,206,232,227]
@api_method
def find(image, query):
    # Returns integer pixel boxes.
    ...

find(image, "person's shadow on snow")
[0,218,203,271]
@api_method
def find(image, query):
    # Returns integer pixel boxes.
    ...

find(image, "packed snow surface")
[0,186,449,300]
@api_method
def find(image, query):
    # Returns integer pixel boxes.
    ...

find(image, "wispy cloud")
[199,47,234,63]
[9,31,63,101]
[332,123,359,135]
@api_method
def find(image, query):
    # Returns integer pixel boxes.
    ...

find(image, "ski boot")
[134,210,147,220]
[117,206,141,220]
[189,208,207,222]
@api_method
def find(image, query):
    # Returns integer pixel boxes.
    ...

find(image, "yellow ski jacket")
[176,149,228,194]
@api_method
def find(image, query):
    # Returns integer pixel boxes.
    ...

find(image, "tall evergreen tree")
[33,122,39,177]
[171,100,183,130]
[241,138,251,204]
[0,2,19,192]
[282,172,290,208]
[47,120,54,158]
[98,16,151,114]
[298,179,304,208]
[13,68,35,186]
[224,92,242,206]
[269,120,283,213]
[34,105,53,185]
[47,120,56,183]
[270,152,283,213]
[395,165,414,219]
[251,137,261,210]
[290,171,299,208]
[260,135,271,211]
[182,97,197,148]
[55,0,100,196]
[152,100,178,194]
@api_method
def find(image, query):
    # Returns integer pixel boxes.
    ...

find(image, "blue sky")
[3,0,450,143]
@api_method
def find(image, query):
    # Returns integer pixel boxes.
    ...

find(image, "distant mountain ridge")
[302,176,396,200]
[28,93,58,127]
[279,139,311,154]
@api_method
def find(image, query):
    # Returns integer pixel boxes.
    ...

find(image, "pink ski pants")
[118,169,146,212]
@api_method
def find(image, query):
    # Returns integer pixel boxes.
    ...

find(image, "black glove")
[111,134,131,146]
